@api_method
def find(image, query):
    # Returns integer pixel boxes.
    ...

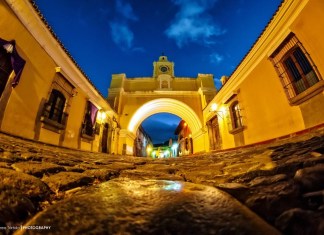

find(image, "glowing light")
[211,103,218,112]
[147,146,152,152]
[101,112,107,120]
[171,143,178,150]
[220,106,227,114]
[164,150,170,157]
[127,98,202,135]
[163,181,183,191]
[97,110,107,123]
[210,103,226,119]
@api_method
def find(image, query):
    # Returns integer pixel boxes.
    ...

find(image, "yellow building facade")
[1,0,324,155]
[0,0,119,153]
[107,55,217,154]
[204,0,324,150]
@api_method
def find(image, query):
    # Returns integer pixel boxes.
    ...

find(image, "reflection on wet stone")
[17,179,280,235]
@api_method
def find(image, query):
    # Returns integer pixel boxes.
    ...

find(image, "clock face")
[160,66,168,73]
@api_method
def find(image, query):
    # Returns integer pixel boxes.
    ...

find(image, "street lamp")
[97,110,107,124]
[210,103,225,119]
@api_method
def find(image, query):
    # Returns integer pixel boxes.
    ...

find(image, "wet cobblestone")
[0,129,324,234]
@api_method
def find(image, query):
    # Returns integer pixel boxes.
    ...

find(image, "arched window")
[0,46,13,97]
[43,89,66,124]
[230,101,243,130]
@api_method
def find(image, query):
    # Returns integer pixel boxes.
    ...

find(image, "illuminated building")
[175,120,193,156]
[204,0,324,150]
[0,0,119,153]
[108,55,216,155]
[1,0,324,155]
[133,126,152,157]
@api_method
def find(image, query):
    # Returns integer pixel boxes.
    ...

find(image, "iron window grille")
[41,73,75,130]
[41,89,68,129]
[270,33,322,101]
[227,101,244,134]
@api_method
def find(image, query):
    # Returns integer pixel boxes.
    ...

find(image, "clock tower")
[153,54,175,77]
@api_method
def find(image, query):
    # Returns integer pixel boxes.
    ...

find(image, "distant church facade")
[1,0,324,155]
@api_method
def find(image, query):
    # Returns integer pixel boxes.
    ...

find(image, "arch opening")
[127,98,202,136]
[141,113,181,145]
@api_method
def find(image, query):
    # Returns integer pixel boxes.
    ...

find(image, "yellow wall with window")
[205,0,324,150]
[0,1,55,139]
[0,0,116,153]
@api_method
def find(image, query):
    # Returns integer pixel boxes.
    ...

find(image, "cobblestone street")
[1,129,324,234]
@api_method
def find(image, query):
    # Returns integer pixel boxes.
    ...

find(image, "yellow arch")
[127,98,202,135]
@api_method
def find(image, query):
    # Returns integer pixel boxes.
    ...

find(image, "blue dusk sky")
[34,0,282,144]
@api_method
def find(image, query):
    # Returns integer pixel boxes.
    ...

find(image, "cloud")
[115,0,138,21]
[214,77,222,86]
[109,0,139,50]
[165,0,225,47]
[110,22,134,50]
[209,52,224,64]
[142,114,181,144]
[142,121,179,144]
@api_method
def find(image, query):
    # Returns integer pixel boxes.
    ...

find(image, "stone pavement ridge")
[0,130,324,234]
[15,179,280,235]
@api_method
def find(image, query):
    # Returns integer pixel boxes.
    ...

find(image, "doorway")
[207,116,222,150]
[101,123,109,153]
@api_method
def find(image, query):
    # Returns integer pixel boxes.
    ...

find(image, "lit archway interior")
[127,98,202,136]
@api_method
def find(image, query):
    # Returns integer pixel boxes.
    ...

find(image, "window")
[271,33,323,104]
[41,71,74,130]
[229,101,243,132]
[42,89,67,129]
[0,46,13,97]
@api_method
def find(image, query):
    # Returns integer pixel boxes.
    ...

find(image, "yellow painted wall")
[206,0,324,150]
[238,58,304,144]
[62,89,87,149]
[291,0,324,77]
[289,0,324,128]
[0,1,113,153]
[0,2,56,139]
[124,79,157,91]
